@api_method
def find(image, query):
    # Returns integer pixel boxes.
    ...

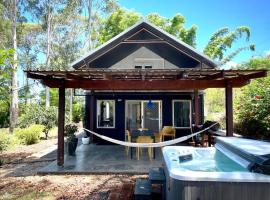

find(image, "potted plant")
[82,133,90,145]
[65,124,78,156]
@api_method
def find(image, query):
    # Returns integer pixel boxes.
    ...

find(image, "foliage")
[72,103,84,123]
[0,101,9,128]
[147,13,197,47]
[15,124,44,145]
[98,8,141,44]
[204,88,226,128]
[98,9,197,47]
[18,104,57,139]
[65,123,78,140]
[234,57,270,139]
[203,27,254,65]
[0,131,11,152]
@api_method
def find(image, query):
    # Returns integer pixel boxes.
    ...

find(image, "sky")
[117,0,270,66]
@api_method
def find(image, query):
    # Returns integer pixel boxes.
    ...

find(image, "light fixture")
[146,99,154,109]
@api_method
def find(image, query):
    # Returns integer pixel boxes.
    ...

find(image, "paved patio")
[38,144,163,174]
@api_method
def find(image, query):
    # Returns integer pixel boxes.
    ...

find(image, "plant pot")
[67,138,78,156]
[82,137,90,145]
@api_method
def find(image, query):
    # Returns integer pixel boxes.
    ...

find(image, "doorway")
[125,100,162,133]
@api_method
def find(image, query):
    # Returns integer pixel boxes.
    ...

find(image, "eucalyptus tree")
[0,0,20,133]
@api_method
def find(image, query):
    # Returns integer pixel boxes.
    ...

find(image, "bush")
[15,124,44,145]
[0,101,9,128]
[234,119,270,140]
[72,103,83,123]
[18,104,57,139]
[0,132,11,152]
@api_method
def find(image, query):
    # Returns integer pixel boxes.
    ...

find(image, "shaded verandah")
[26,68,267,166]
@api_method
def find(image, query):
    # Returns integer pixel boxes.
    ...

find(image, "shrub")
[0,132,11,152]
[15,124,44,145]
[234,119,270,140]
[0,101,9,128]
[18,104,57,139]
[72,103,83,123]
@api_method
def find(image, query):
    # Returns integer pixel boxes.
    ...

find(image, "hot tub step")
[134,179,152,200]
[149,167,165,200]
[149,167,165,184]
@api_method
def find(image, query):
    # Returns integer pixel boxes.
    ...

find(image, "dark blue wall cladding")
[85,92,204,145]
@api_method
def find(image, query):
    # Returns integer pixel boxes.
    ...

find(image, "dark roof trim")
[71,20,218,69]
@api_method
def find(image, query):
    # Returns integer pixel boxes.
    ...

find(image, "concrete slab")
[38,144,163,174]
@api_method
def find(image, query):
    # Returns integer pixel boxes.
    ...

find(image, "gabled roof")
[71,20,218,69]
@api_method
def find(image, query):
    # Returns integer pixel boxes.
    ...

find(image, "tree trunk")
[9,0,18,133]
[45,2,52,109]
[87,0,93,50]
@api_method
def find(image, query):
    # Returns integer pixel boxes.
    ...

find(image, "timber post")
[57,86,65,166]
[225,81,233,137]
[194,89,199,126]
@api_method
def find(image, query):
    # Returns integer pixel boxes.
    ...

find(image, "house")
[72,21,217,144]
[26,20,267,165]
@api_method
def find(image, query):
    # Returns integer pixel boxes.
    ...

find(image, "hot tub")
[162,137,270,200]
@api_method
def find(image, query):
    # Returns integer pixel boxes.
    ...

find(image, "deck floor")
[38,144,163,174]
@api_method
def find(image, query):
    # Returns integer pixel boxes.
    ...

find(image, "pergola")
[26,68,267,166]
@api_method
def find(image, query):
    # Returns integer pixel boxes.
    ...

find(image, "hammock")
[83,123,218,148]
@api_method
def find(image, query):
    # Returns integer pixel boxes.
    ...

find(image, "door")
[142,101,161,133]
[125,100,162,132]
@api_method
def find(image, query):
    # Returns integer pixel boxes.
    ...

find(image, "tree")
[203,27,255,65]
[147,13,197,47]
[98,8,141,44]
[98,9,197,47]
[234,57,270,139]
[9,0,19,133]
[0,49,14,128]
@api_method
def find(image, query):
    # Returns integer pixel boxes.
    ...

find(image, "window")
[172,100,191,128]
[97,100,115,128]
[135,65,142,69]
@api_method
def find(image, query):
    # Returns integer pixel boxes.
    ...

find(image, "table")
[130,130,156,159]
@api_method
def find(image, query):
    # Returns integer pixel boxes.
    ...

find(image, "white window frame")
[172,100,192,129]
[96,100,115,129]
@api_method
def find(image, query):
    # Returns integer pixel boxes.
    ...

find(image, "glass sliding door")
[172,100,191,128]
[126,101,142,131]
[125,100,162,132]
[142,101,161,133]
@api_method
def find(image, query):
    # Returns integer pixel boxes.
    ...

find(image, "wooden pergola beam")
[41,79,250,90]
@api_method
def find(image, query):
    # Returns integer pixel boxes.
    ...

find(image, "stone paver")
[38,144,163,174]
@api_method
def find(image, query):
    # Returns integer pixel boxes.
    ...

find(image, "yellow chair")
[161,126,176,141]
[136,136,153,160]
[155,132,163,143]
[125,130,132,155]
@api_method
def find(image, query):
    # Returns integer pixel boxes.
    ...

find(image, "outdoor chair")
[125,130,132,155]
[136,136,153,160]
[160,126,176,141]
[155,132,162,143]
